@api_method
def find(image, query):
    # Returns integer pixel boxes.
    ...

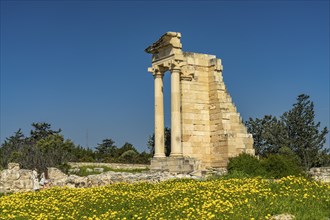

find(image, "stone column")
[170,66,183,157]
[153,70,165,158]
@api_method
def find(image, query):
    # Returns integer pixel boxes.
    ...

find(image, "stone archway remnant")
[145,32,255,172]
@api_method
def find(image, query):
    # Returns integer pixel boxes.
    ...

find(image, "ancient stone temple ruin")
[145,32,255,172]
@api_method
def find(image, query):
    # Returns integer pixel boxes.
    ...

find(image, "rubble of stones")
[1,163,329,194]
[0,163,206,193]
[309,167,330,183]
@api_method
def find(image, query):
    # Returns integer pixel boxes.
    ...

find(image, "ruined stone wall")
[181,53,212,165]
[146,32,255,171]
[0,163,34,193]
[181,52,254,168]
[309,167,330,183]
[68,162,150,170]
[1,163,329,193]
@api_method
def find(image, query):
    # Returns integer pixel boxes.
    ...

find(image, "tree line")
[0,123,151,173]
[245,94,329,171]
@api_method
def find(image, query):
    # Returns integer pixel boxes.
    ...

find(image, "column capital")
[170,60,186,71]
[169,60,186,72]
[180,65,195,81]
[148,66,165,77]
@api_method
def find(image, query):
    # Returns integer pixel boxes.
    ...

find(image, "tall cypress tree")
[281,94,328,170]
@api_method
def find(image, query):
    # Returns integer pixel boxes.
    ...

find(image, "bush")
[262,154,303,178]
[227,153,266,177]
[56,163,71,174]
[227,150,304,179]
[118,150,138,163]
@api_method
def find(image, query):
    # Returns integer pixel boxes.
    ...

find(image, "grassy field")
[0,176,329,220]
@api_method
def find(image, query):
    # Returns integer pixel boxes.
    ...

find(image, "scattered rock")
[93,167,104,172]
[270,214,295,220]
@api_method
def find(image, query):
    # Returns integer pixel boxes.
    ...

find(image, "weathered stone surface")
[47,167,68,187]
[309,167,330,183]
[270,214,295,220]
[0,164,205,192]
[0,163,33,193]
[93,167,104,172]
[146,32,255,172]
[1,163,329,193]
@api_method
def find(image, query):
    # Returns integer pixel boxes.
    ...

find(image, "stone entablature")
[145,32,255,169]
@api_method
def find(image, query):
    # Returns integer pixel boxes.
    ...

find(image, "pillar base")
[169,153,183,158]
[150,157,200,174]
[153,153,166,158]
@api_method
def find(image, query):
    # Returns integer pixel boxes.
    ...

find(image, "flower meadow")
[0,176,329,220]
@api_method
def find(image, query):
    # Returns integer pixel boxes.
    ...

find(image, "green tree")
[0,129,26,168]
[118,150,138,163]
[281,94,328,170]
[95,139,117,155]
[246,115,287,156]
[95,139,118,162]
[30,122,61,142]
[118,142,138,156]
[135,151,152,164]
[246,94,328,170]
[0,123,87,173]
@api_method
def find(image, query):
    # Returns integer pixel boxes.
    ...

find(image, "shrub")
[227,153,266,177]
[261,154,303,178]
[118,150,138,163]
[56,163,71,174]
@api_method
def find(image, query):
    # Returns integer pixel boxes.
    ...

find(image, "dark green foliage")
[227,147,304,179]
[30,122,61,142]
[56,163,72,174]
[95,139,118,160]
[246,94,329,170]
[262,153,303,178]
[246,115,287,156]
[227,153,266,177]
[0,123,93,173]
[118,150,138,163]
[281,94,329,170]
[118,142,138,155]
[0,122,152,173]
[95,140,151,164]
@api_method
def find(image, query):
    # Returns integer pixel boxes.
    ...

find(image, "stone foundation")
[150,157,200,173]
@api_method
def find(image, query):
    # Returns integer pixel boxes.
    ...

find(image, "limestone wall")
[181,52,254,168]
[146,32,255,171]
[309,167,330,183]
[0,163,34,193]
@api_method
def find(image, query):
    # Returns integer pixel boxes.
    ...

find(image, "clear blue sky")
[1,1,329,152]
